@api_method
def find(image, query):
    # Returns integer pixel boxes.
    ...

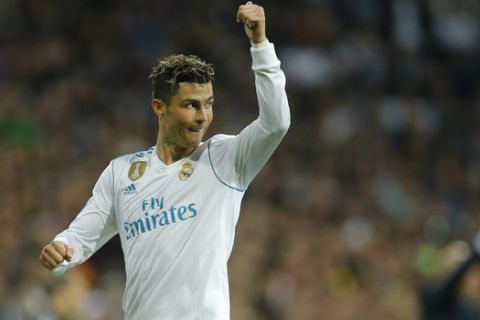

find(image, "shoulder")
[111,146,155,166]
[203,134,236,169]
[203,134,245,192]
[109,146,156,180]
[202,134,237,159]
[105,146,155,190]
[206,134,235,146]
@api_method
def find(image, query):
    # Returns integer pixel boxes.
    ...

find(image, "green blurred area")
[0,115,43,147]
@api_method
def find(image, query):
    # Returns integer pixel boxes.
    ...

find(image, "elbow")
[278,109,291,132]
[276,116,291,134]
[265,114,290,136]
[275,99,291,133]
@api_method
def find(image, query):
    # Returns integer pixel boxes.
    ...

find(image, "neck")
[155,138,195,165]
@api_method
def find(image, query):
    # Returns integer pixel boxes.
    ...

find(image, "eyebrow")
[182,96,214,103]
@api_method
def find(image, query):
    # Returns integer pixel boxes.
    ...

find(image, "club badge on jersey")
[179,161,194,181]
[128,161,147,181]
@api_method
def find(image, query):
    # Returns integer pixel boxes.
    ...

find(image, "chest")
[115,157,220,220]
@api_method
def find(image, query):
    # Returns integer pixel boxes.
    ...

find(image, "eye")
[205,101,214,109]
[184,102,195,109]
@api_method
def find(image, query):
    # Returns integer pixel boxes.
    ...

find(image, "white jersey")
[54,41,290,320]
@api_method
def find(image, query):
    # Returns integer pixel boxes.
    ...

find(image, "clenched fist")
[237,1,267,44]
[39,240,74,270]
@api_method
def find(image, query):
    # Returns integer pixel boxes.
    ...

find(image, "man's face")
[157,82,214,149]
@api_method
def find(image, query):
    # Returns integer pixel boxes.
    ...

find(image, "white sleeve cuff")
[250,41,280,71]
[50,236,73,276]
[250,39,270,50]
[51,260,70,276]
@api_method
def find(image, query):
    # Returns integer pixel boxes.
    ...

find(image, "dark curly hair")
[149,54,214,104]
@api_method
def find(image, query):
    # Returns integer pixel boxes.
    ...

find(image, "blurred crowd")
[1,0,480,319]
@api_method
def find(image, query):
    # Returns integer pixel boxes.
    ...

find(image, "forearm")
[54,199,118,266]
[251,40,290,133]
[52,162,118,272]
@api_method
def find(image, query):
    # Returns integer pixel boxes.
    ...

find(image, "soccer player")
[39,2,290,319]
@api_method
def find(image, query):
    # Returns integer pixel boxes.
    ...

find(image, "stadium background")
[1,0,480,319]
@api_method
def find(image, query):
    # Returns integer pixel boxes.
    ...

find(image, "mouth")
[188,128,205,133]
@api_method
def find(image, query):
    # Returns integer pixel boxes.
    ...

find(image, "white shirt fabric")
[54,41,290,320]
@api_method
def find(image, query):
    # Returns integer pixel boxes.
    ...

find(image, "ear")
[152,99,167,119]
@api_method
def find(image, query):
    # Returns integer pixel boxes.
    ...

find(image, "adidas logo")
[122,184,137,195]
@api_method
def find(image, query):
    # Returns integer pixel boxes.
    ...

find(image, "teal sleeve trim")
[208,140,246,192]
[111,161,115,198]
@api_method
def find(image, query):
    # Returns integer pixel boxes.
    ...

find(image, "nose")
[195,107,207,124]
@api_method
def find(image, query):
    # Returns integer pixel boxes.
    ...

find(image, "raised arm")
[201,3,290,192]
[232,2,290,188]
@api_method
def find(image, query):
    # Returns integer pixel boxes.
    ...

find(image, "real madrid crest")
[179,161,194,181]
[128,161,147,181]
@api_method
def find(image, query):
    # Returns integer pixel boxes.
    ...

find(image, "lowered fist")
[39,240,74,270]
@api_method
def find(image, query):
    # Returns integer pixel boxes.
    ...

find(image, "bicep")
[232,119,287,188]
